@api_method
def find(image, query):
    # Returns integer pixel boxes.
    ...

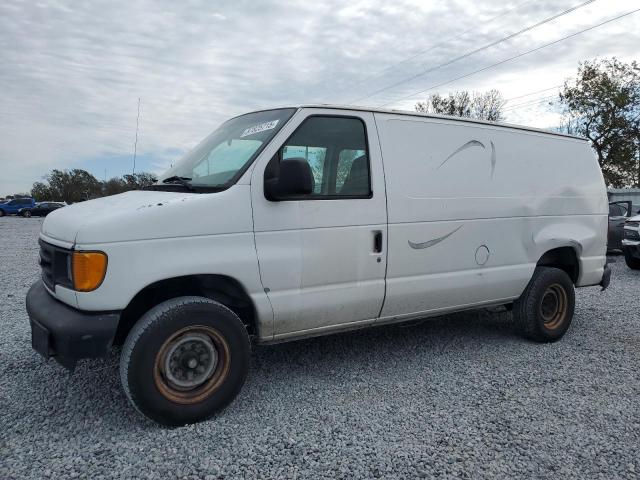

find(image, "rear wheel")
[0,210,5,217]
[120,296,251,426]
[625,250,640,270]
[513,267,575,342]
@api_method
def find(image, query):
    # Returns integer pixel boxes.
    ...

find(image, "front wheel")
[513,267,575,343]
[625,250,640,270]
[0,210,5,217]
[120,296,251,426]
[22,210,32,218]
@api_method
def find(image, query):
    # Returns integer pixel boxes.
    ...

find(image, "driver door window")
[274,116,371,198]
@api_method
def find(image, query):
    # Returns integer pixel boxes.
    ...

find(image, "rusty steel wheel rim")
[539,283,568,330]
[154,325,231,405]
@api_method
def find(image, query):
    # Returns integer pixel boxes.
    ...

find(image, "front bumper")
[26,280,120,369]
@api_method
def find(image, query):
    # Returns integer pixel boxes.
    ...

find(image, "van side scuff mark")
[490,140,496,179]
[408,225,463,250]
[438,139,497,178]
[438,140,485,169]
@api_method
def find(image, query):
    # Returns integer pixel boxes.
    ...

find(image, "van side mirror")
[264,158,314,201]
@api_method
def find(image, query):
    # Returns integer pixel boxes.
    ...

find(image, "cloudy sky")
[1,0,638,195]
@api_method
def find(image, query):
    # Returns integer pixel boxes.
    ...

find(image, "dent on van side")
[26,105,610,425]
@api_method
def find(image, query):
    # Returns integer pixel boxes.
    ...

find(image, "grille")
[39,240,72,290]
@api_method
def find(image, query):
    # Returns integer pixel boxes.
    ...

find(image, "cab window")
[272,116,371,198]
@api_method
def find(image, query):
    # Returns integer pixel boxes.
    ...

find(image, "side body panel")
[250,108,388,340]
[375,113,608,321]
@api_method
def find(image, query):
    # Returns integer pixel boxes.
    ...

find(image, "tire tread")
[120,296,249,424]
[513,266,575,343]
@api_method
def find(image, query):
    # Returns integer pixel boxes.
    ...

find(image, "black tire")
[22,210,32,218]
[0,209,5,217]
[625,251,640,270]
[513,266,575,343]
[120,296,251,426]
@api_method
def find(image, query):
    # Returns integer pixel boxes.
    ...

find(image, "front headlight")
[71,251,108,292]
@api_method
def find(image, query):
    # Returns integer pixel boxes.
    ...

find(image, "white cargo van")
[26,105,610,425]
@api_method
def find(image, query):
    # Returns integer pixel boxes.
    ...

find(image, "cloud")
[0,0,638,194]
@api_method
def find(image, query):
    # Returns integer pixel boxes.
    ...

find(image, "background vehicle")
[19,202,65,217]
[26,106,609,426]
[622,215,640,269]
[608,201,633,251]
[0,198,35,216]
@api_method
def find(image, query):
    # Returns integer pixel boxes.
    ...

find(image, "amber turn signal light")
[72,251,108,292]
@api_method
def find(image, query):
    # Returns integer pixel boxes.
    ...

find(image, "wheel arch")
[536,246,580,284]
[114,274,258,345]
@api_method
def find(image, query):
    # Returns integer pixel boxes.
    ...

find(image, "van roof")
[266,104,586,142]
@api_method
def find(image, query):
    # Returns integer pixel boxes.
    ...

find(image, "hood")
[628,214,640,223]
[41,187,253,245]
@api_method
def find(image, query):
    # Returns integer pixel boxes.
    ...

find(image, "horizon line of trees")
[28,170,157,203]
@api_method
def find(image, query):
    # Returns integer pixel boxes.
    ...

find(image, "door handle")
[373,230,383,253]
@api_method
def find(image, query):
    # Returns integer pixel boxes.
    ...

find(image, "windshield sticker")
[240,119,279,138]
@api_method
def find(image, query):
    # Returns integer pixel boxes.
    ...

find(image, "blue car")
[0,198,36,216]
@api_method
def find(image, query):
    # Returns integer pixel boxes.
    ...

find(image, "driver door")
[250,109,387,338]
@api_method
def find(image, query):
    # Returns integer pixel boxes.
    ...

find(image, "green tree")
[30,182,52,201]
[102,172,157,196]
[102,177,127,196]
[31,169,102,203]
[32,170,159,201]
[122,172,157,190]
[415,89,505,121]
[560,58,640,187]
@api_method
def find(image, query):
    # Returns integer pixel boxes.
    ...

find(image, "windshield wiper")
[160,176,195,191]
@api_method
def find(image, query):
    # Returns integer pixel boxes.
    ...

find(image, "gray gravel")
[1,216,639,479]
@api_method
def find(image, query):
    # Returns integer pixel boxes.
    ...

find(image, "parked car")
[26,105,610,426]
[608,201,633,251]
[622,215,640,269]
[19,202,65,217]
[0,197,35,216]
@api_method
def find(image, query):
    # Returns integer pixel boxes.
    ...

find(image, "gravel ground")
[1,217,639,479]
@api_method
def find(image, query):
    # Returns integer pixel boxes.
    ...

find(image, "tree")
[48,169,102,203]
[31,170,159,201]
[559,58,640,187]
[102,177,127,196]
[415,89,505,121]
[122,172,157,190]
[30,169,102,203]
[102,172,157,196]
[31,182,52,202]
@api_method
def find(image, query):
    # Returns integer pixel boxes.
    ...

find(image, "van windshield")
[157,108,296,190]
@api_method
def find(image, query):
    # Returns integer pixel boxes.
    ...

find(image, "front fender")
[73,233,275,339]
